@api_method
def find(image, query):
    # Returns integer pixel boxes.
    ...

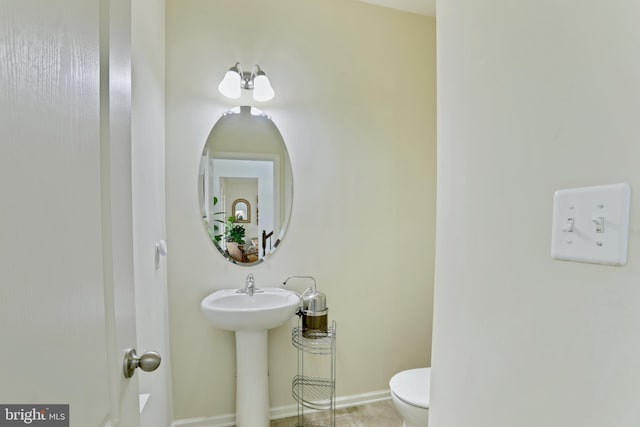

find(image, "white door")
[0,1,145,426]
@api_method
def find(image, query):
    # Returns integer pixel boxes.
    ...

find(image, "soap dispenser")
[283,275,329,338]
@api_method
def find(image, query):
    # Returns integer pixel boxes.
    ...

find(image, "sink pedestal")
[235,330,270,427]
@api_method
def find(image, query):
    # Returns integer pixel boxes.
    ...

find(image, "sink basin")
[201,288,300,331]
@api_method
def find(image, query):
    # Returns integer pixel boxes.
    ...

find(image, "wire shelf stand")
[291,321,336,427]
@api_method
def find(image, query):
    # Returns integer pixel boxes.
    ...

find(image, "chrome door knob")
[123,348,161,378]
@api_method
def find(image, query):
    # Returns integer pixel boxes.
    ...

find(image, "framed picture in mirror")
[232,198,250,223]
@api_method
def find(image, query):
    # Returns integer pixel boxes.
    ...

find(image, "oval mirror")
[199,106,293,266]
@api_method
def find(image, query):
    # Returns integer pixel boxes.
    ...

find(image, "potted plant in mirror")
[225,221,246,244]
[209,196,246,245]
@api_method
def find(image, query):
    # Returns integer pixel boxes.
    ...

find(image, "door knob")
[123,348,161,378]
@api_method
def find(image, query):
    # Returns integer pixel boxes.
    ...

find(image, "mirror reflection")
[199,106,293,265]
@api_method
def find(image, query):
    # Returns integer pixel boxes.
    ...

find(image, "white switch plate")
[551,183,631,266]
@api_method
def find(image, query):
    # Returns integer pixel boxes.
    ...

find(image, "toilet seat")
[389,368,430,409]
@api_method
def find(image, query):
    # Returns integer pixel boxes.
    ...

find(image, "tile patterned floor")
[270,399,403,427]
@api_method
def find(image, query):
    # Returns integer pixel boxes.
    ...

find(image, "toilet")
[389,367,430,427]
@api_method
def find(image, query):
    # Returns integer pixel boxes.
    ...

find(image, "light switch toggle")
[563,217,575,232]
[551,183,630,266]
[592,216,605,233]
[155,239,168,270]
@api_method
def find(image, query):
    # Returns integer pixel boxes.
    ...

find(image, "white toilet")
[389,367,430,427]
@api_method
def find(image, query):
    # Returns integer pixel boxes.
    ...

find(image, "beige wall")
[166,0,436,420]
[432,0,640,426]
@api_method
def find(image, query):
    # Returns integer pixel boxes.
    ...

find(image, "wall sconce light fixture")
[217,62,275,102]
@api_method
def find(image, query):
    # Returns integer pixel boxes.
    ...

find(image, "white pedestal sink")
[201,287,300,427]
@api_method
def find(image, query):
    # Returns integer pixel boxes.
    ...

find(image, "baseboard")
[171,389,391,427]
[334,389,391,410]
[171,413,235,427]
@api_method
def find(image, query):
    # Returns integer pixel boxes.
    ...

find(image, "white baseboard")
[171,413,235,427]
[171,389,391,427]
[334,389,391,410]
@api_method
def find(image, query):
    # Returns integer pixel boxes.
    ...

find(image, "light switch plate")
[551,183,631,266]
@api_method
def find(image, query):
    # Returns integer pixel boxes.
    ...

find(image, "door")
[0,1,143,425]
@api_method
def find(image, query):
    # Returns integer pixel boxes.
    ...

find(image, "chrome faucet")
[237,273,261,296]
[246,274,255,296]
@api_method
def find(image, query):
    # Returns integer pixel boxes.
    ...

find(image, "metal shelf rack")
[291,321,336,427]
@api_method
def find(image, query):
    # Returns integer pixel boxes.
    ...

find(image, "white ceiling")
[357,0,435,16]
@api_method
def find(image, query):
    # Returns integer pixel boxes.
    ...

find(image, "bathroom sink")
[201,288,300,331]
[201,283,302,426]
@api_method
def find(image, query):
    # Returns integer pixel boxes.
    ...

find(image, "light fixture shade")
[218,70,242,99]
[252,74,275,102]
